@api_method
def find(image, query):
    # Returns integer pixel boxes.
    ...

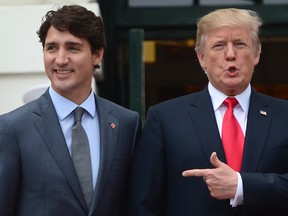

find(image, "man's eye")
[69,46,80,52]
[212,44,224,50]
[46,46,57,52]
[235,43,246,49]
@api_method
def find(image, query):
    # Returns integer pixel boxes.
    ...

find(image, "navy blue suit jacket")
[128,87,288,216]
[0,90,141,216]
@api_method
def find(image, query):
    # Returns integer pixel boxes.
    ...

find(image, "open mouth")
[227,66,237,73]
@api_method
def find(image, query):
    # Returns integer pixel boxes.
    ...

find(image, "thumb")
[210,152,222,168]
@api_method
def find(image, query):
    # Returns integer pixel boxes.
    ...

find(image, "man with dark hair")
[0,5,141,216]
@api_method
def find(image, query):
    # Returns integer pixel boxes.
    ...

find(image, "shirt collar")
[49,87,96,121]
[208,82,251,114]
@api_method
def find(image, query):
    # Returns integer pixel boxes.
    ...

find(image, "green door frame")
[129,28,145,122]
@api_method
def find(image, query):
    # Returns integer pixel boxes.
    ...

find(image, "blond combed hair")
[195,8,263,54]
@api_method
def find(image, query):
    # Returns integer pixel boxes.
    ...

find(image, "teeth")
[55,70,71,74]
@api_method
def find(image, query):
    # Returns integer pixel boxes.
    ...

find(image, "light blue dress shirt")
[49,87,100,189]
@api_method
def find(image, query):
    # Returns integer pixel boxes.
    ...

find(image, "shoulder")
[250,91,288,119]
[151,88,208,111]
[1,100,36,121]
[143,89,209,123]
[95,96,139,118]
[0,92,50,125]
[252,90,288,107]
[0,103,35,135]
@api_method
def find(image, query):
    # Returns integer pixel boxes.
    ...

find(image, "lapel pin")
[260,110,267,116]
[111,123,116,128]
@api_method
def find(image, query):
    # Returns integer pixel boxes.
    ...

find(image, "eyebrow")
[45,41,83,47]
[45,41,56,47]
[65,41,83,47]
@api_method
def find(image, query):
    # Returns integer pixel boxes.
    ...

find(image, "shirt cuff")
[230,172,243,207]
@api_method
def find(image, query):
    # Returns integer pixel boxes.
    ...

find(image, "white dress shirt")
[208,82,251,207]
[49,87,100,190]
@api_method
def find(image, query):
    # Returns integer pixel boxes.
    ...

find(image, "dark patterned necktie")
[72,107,93,208]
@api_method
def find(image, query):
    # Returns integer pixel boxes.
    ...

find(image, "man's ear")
[93,47,104,65]
[196,50,207,70]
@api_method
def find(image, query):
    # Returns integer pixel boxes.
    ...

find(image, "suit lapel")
[89,97,119,215]
[188,88,227,166]
[241,90,271,172]
[33,91,87,211]
[189,89,272,172]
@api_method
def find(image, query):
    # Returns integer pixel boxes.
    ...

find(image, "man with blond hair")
[128,8,288,216]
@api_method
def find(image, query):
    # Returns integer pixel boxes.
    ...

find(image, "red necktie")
[222,97,244,171]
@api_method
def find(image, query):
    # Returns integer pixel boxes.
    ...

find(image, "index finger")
[182,169,209,177]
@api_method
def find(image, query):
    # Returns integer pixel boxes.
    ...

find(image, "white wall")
[0,73,49,113]
[0,2,100,114]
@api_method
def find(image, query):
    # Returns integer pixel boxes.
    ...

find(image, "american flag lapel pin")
[111,123,116,128]
[260,110,267,116]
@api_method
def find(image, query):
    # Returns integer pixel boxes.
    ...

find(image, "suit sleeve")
[0,116,21,216]
[240,97,288,212]
[127,107,166,216]
[130,111,142,158]
[241,172,288,211]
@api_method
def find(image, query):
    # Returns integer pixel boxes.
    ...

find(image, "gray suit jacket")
[0,90,141,216]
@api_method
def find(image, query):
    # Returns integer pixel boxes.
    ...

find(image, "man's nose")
[225,44,236,61]
[55,50,69,65]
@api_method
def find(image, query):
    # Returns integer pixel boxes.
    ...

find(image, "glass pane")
[200,0,253,5]
[264,0,288,4]
[144,37,288,113]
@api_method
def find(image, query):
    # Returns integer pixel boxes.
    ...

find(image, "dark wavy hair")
[37,5,106,55]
